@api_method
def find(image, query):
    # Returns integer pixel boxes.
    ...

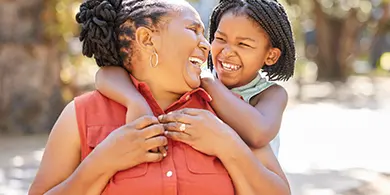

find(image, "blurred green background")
[0,0,389,194]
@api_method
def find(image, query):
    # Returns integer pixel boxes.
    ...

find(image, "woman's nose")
[199,37,211,53]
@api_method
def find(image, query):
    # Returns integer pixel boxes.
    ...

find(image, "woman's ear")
[264,48,281,66]
[135,26,162,54]
[135,27,156,51]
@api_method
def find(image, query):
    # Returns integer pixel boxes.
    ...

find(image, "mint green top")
[231,73,275,103]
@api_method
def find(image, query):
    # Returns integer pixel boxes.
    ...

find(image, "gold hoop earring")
[150,51,159,68]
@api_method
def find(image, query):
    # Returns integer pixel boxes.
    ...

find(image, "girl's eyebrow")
[216,30,256,42]
[216,30,226,36]
[236,37,256,42]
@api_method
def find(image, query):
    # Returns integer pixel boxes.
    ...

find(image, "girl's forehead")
[220,12,258,28]
[218,12,269,39]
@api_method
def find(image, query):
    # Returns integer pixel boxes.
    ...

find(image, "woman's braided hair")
[75,0,175,69]
[208,0,296,81]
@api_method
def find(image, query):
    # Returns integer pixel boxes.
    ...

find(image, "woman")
[28,0,290,195]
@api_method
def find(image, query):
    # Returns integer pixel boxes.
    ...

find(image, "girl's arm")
[95,66,153,121]
[201,78,288,148]
[95,66,166,155]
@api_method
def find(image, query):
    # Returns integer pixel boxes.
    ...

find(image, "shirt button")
[166,171,173,177]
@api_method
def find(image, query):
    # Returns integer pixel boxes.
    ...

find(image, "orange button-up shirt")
[74,76,235,195]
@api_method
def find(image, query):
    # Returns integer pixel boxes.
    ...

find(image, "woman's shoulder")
[73,90,126,125]
[74,90,124,110]
[74,90,103,104]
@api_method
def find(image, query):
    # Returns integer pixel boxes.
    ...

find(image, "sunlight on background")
[1,0,390,195]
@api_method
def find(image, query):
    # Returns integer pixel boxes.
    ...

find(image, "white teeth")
[189,57,204,66]
[221,62,241,71]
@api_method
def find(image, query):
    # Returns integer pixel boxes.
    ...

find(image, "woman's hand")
[158,108,240,157]
[92,116,168,173]
[125,106,167,156]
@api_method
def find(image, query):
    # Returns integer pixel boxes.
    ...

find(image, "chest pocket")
[86,125,148,180]
[183,144,228,175]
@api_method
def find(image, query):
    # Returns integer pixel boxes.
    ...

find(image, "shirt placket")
[138,86,201,195]
[161,136,178,195]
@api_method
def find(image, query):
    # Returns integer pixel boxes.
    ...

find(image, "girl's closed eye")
[215,36,225,42]
[239,42,251,47]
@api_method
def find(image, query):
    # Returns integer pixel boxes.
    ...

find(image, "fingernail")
[167,112,173,115]
[158,115,163,120]
[164,131,168,136]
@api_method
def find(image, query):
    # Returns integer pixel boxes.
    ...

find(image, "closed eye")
[188,27,198,33]
[215,37,225,41]
[239,42,251,47]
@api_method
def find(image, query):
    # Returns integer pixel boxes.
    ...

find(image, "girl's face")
[211,12,281,88]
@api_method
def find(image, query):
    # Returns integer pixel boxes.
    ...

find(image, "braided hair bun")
[76,0,123,67]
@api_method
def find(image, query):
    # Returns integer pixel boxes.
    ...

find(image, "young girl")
[95,0,295,157]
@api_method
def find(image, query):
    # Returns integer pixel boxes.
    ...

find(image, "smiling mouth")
[189,57,205,67]
[220,61,242,71]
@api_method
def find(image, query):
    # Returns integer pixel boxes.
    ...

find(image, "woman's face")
[152,4,210,94]
[211,12,276,89]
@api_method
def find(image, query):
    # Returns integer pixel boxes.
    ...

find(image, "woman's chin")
[184,69,202,89]
[187,78,201,89]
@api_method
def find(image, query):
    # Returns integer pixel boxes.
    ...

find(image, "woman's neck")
[147,81,181,110]
[131,67,182,110]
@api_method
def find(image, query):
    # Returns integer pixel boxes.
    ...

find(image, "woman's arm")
[218,138,290,195]
[95,66,153,120]
[201,78,288,148]
[29,102,114,195]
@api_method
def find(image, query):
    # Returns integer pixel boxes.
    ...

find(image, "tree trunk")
[313,3,342,81]
[0,0,64,134]
[312,0,361,82]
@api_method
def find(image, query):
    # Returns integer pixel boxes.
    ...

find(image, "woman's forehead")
[169,5,204,26]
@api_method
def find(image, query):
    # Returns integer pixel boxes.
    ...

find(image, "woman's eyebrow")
[187,20,205,34]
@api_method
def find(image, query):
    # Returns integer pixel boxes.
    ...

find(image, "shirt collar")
[129,74,212,102]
